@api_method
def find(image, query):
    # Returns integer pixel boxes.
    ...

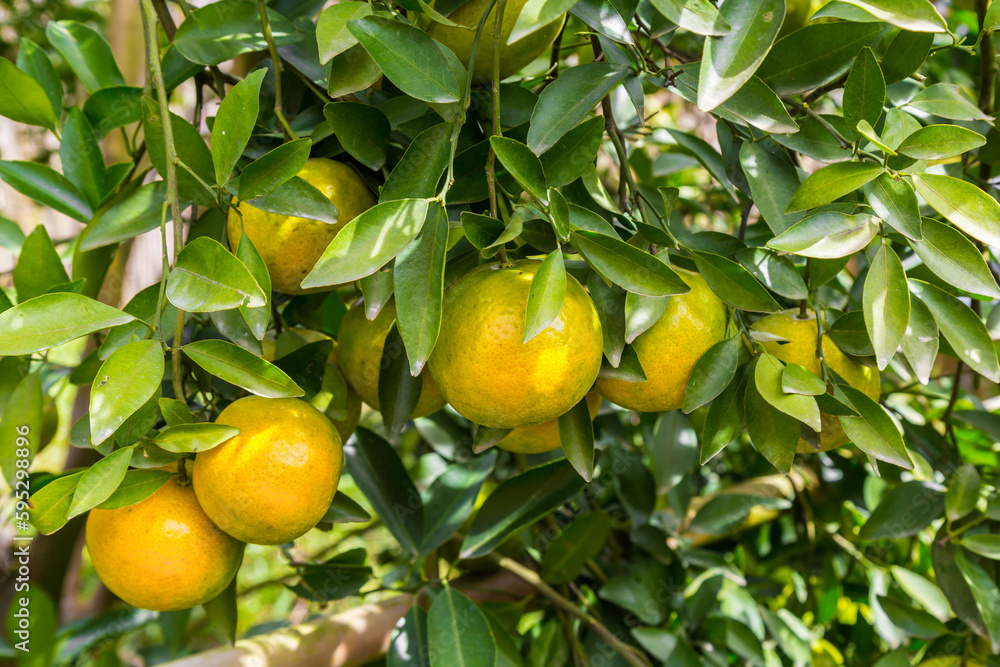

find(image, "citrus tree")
[2,0,1000,665]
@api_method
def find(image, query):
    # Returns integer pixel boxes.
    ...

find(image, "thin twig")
[738,200,752,241]
[257,0,297,140]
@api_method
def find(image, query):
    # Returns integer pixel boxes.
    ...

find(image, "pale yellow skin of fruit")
[429,260,603,429]
[86,477,243,611]
[337,301,446,419]
[751,310,881,454]
[498,392,602,454]
[193,396,343,545]
[262,331,362,442]
[425,0,563,80]
[597,270,728,413]
[227,158,376,294]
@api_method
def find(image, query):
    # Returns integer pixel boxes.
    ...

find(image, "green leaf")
[523,251,567,343]
[96,469,171,510]
[303,199,429,289]
[381,124,452,201]
[689,493,791,534]
[783,363,826,395]
[786,162,883,212]
[649,0,730,36]
[527,63,629,154]
[856,120,897,155]
[734,247,808,300]
[863,243,910,370]
[159,398,194,426]
[837,385,913,469]
[908,279,1000,382]
[491,137,548,202]
[321,492,372,525]
[0,57,58,129]
[510,0,579,42]
[558,396,596,481]
[672,68,799,135]
[946,464,981,523]
[394,204,448,375]
[738,142,803,235]
[183,339,303,398]
[14,225,70,303]
[897,125,986,160]
[588,273,627,366]
[327,43,383,98]
[836,0,946,31]
[91,340,164,446]
[212,69,266,188]
[461,458,586,559]
[316,1,373,62]
[697,0,784,111]
[428,587,496,667]
[691,251,782,313]
[909,218,1000,299]
[166,237,267,312]
[912,173,1000,249]
[771,114,852,161]
[173,0,301,65]
[420,451,497,555]
[0,374,41,488]
[700,370,747,463]
[83,183,171,252]
[389,608,430,667]
[325,102,391,171]
[541,511,612,584]
[142,97,216,207]
[744,375,798,473]
[768,211,879,258]
[82,85,142,137]
[378,323,422,438]
[16,38,62,127]
[0,293,133,356]
[863,173,922,240]
[570,231,690,297]
[45,20,125,92]
[755,353,821,431]
[956,550,1000,653]
[154,423,240,454]
[890,565,951,623]
[30,471,84,534]
[843,47,885,140]
[860,480,943,539]
[349,16,462,104]
[0,161,92,222]
[241,175,340,224]
[624,292,670,344]
[683,336,741,413]
[962,535,1000,560]
[758,22,889,96]
[667,129,738,201]
[67,447,133,520]
[901,295,939,385]
[238,138,312,201]
[235,234,271,341]
[345,428,425,553]
[905,83,994,121]
[61,108,106,210]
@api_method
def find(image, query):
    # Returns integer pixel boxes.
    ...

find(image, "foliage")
[2,0,1000,666]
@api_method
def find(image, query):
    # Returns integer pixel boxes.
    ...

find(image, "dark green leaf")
[571,231,690,297]
[83,86,142,137]
[45,20,125,92]
[901,295,938,385]
[491,136,548,202]
[843,47,885,139]
[174,0,301,66]
[378,323,422,437]
[863,243,910,370]
[539,116,605,188]
[909,218,1000,299]
[558,396,596,481]
[691,251,781,313]
[212,69,266,188]
[860,480,944,539]
[0,161,92,222]
[744,374,798,473]
[683,336,741,413]
[956,551,1000,652]
[325,102,391,171]
[863,172,922,240]
[738,142,802,235]
[15,38,61,127]
[421,451,496,554]
[700,370,746,463]
[0,57,57,129]
[897,124,986,160]
[238,138,312,201]
[381,123,451,201]
[241,175,339,224]
[428,587,496,667]
[523,250,566,343]
[13,225,70,303]
[61,108,106,210]
[946,464,981,523]
[540,511,612,584]
[183,339,304,398]
[786,162,883,212]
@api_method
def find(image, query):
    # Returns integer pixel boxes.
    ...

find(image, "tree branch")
[257,0,297,140]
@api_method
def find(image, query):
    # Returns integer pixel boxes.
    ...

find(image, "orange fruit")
[497,392,602,453]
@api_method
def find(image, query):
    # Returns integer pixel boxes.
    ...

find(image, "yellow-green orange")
[429,260,603,429]
[426,0,562,80]
[262,330,362,442]
[751,309,881,453]
[193,396,343,545]
[86,477,243,611]
[498,392,602,454]
[227,158,376,294]
[597,270,727,413]
[337,301,446,419]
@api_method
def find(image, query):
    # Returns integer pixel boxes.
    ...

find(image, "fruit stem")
[177,457,189,485]
[257,0,298,141]
[141,0,188,403]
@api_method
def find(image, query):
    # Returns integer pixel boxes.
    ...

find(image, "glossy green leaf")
[174,0,301,65]
[183,339,303,398]
[863,172,922,240]
[624,292,670,344]
[428,587,496,667]
[0,293,133,356]
[90,340,164,446]
[394,204,448,375]
[649,0,730,36]
[238,138,312,202]
[30,471,84,535]
[836,0,945,31]
[212,69,266,188]
[738,142,803,235]
[558,396,596,481]
[67,447,133,520]
[166,237,267,312]
[956,550,1000,653]
[462,458,586,559]
[700,370,747,464]
[962,535,1000,560]
[782,363,826,395]
[46,20,125,92]
[905,83,993,121]
[14,225,70,303]
[61,108,106,210]
[860,480,943,539]
[527,63,629,154]
[523,250,567,343]
[327,44,384,98]
[909,279,1000,382]
[316,1,373,62]
[697,0,784,111]
[97,469,171,510]
[901,295,938,385]
[82,85,142,137]
[510,0,579,42]
[381,124,452,202]
[837,385,912,469]
[420,451,497,555]
[82,182,170,252]
[912,173,1000,248]
[908,218,1000,299]
[890,565,951,623]
[668,129,737,201]
[378,322,422,437]
[786,162,883,212]
[325,102,391,171]
[153,423,240,454]
[768,211,879,258]
[691,251,782,312]
[345,428,425,553]
[863,243,910,370]
[142,97,216,207]
[541,511,612,584]
[734,247,808,300]
[897,125,986,160]
[755,353,821,431]
[844,47,885,140]
[683,336,741,413]
[15,38,62,126]
[303,199,429,289]
[0,374,41,488]
[571,231,690,297]
[946,464,981,523]
[672,67,799,135]
[744,374,798,473]
[240,175,339,225]
[0,161,92,222]
[0,57,58,129]
[491,136,548,202]
[349,16,462,104]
